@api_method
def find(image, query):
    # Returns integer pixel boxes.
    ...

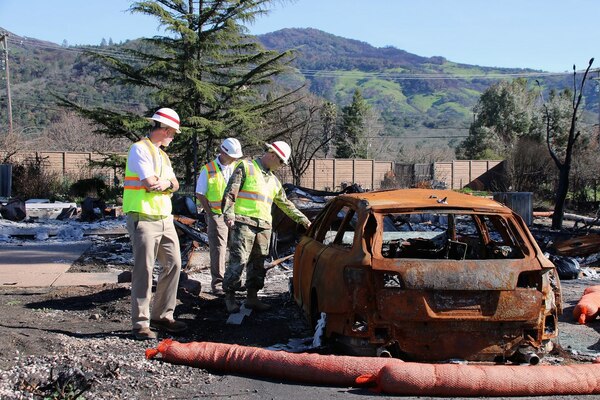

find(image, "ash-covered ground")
[1,215,600,399]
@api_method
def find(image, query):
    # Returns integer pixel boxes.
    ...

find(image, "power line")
[367,135,469,139]
[7,36,597,81]
[6,37,145,63]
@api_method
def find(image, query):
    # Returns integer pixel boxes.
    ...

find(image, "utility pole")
[0,32,13,135]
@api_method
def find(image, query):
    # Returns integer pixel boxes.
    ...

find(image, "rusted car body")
[293,189,561,362]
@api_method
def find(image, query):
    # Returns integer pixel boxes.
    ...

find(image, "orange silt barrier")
[146,339,402,386]
[573,286,600,324]
[356,362,600,396]
[147,340,600,396]
[584,285,600,295]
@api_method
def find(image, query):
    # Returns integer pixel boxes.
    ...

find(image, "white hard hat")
[146,108,181,133]
[220,138,243,159]
[265,141,291,165]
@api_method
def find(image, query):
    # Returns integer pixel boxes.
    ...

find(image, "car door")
[293,201,355,315]
[309,204,369,321]
[293,201,343,309]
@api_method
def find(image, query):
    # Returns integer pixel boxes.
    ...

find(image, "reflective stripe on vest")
[201,160,226,214]
[122,138,173,216]
[234,160,281,222]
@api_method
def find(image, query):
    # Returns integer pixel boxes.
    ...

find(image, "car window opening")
[380,212,525,260]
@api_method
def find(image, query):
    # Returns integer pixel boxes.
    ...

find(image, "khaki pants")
[206,212,229,292]
[223,222,271,292]
[127,213,181,330]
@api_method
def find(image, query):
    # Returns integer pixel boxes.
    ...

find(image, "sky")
[0,0,598,73]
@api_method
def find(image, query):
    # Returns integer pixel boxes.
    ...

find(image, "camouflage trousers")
[223,222,271,292]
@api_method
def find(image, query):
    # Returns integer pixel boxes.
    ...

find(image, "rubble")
[1,190,600,398]
[553,233,600,257]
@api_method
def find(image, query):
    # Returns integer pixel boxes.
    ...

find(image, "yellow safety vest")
[123,138,173,216]
[234,160,281,223]
[201,160,227,214]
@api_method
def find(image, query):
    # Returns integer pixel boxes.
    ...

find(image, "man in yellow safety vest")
[221,141,310,313]
[123,107,187,340]
[195,138,243,295]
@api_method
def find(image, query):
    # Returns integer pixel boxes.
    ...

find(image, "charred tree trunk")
[547,58,594,230]
[552,166,570,229]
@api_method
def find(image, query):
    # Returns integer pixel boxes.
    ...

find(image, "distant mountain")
[259,28,433,70]
[257,28,594,139]
[0,30,151,132]
[0,27,595,144]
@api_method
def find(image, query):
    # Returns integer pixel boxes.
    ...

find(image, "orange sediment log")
[146,340,600,396]
[573,286,600,324]
[356,362,600,396]
[146,339,402,386]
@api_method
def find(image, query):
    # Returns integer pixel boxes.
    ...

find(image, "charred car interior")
[293,189,561,363]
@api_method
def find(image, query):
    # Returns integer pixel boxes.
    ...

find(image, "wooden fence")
[434,160,503,190]
[1,151,503,192]
[1,151,122,185]
[278,159,394,191]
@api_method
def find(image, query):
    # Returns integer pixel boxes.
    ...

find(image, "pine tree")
[58,0,296,186]
[335,89,369,158]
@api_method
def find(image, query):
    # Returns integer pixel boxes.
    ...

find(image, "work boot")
[132,327,157,341]
[225,291,240,313]
[245,288,271,311]
[150,318,187,334]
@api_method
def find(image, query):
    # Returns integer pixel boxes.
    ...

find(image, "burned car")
[292,189,561,362]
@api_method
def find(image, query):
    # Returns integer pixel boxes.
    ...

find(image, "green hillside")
[258,28,597,138]
[0,27,596,142]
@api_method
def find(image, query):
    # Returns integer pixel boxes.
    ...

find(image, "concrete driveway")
[0,242,120,287]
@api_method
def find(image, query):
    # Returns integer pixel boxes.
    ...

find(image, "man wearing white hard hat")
[123,107,187,340]
[221,141,310,313]
[195,138,244,296]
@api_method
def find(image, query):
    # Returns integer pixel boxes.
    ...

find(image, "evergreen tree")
[457,78,542,160]
[335,89,369,158]
[58,0,296,186]
[321,101,337,158]
[100,38,107,47]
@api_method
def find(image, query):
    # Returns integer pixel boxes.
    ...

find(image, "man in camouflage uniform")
[221,141,310,313]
